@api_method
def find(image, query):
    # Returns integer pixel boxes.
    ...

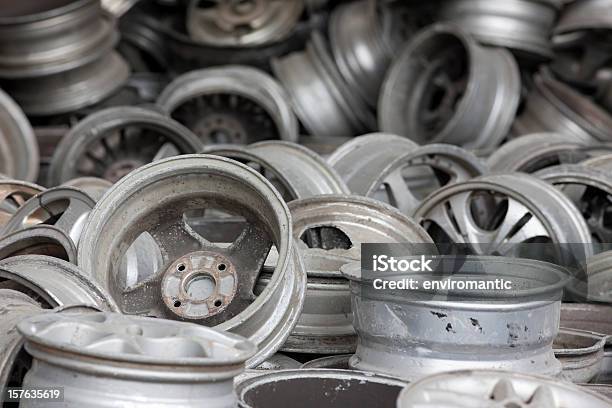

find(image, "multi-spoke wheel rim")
[48,106,203,186]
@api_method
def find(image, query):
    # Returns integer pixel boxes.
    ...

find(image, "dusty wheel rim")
[0,290,42,397]
[488,133,594,173]
[157,66,298,144]
[554,327,607,383]
[0,180,44,229]
[439,0,562,59]
[2,51,130,116]
[77,154,306,367]
[0,89,39,182]
[1,186,96,245]
[514,73,612,143]
[236,369,407,408]
[379,23,520,150]
[331,138,484,215]
[535,164,612,246]
[186,0,304,47]
[342,256,567,380]
[17,312,256,406]
[329,0,393,105]
[0,225,77,263]
[272,32,376,138]
[289,194,433,259]
[48,106,203,186]
[0,0,117,78]
[204,141,348,201]
[396,369,612,407]
[414,173,593,258]
[258,249,355,354]
[0,255,118,311]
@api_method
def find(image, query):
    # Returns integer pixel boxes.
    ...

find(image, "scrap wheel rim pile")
[2,0,612,407]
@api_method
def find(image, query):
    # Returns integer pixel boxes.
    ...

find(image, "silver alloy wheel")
[556,0,612,33]
[0,255,118,311]
[0,0,117,78]
[2,51,130,116]
[0,181,44,229]
[289,195,433,259]
[329,0,395,106]
[157,66,298,144]
[48,106,203,186]
[341,256,568,380]
[236,369,407,408]
[186,0,304,47]
[414,173,593,258]
[439,0,562,59]
[561,302,612,383]
[554,327,607,383]
[488,133,593,173]
[272,32,376,138]
[396,369,612,407]
[18,312,256,408]
[331,140,485,215]
[204,142,349,200]
[0,290,42,399]
[535,164,612,246]
[379,24,520,150]
[1,187,95,246]
[258,249,355,354]
[0,89,39,182]
[77,155,306,367]
[0,225,77,264]
[514,73,612,143]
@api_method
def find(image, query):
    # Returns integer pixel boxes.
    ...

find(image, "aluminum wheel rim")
[414,173,593,258]
[379,23,520,149]
[186,0,304,47]
[439,0,562,59]
[332,140,484,215]
[0,180,44,229]
[289,194,433,259]
[397,369,612,407]
[488,133,593,173]
[0,255,118,311]
[554,327,607,383]
[204,141,348,200]
[0,89,39,182]
[342,256,568,380]
[157,66,298,144]
[0,225,77,264]
[1,186,96,245]
[535,164,612,246]
[48,106,203,186]
[77,155,306,367]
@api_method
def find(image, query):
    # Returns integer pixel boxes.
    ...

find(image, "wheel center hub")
[161,251,238,320]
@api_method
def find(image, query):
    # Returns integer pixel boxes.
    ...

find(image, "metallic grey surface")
[397,369,612,407]
[342,256,567,381]
[0,255,118,311]
[18,312,256,407]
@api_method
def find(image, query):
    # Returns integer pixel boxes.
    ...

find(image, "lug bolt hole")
[174,300,182,308]
[177,263,186,272]
[218,263,226,271]
[214,299,222,307]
